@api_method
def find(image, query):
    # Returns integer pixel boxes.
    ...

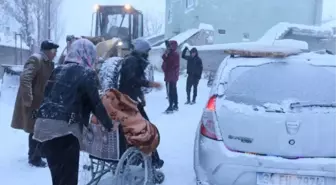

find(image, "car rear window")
[225,62,336,105]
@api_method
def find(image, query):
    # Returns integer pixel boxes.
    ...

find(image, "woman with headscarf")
[33,38,114,185]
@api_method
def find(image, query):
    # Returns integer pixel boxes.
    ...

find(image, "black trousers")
[137,103,149,121]
[28,133,43,161]
[137,103,162,166]
[186,75,200,101]
[167,81,178,107]
[43,135,80,185]
[165,82,168,98]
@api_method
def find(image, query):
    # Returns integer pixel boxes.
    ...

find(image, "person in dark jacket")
[162,40,180,113]
[118,38,164,168]
[33,39,113,185]
[182,46,203,104]
[118,39,162,104]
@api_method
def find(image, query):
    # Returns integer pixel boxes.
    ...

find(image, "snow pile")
[0,32,29,49]
[0,72,19,99]
[198,23,214,31]
[259,22,334,43]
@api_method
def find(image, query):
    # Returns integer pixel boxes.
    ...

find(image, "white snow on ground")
[0,72,210,185]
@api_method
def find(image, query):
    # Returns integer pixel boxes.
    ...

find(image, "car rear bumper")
[194,132,336,185]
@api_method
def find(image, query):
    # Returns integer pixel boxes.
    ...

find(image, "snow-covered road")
[0,72,210,185]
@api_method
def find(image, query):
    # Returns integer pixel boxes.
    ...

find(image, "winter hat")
[132,38,151,54]
[190,47,198,55]
[64,38,97,68]
[40,40,59,50]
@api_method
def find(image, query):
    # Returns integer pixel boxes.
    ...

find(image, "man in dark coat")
[161,40,180,113]
[11,40,59,167]
[182,46,203,104]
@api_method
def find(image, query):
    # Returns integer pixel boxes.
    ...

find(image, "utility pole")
[47,0,51,39]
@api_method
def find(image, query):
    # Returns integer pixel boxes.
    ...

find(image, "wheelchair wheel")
[114,147,153,185]
[153,170,165,184]
[78,152,93,185]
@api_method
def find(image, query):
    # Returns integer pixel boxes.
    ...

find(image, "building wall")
[0,45,30,78]
[165,0,323,44]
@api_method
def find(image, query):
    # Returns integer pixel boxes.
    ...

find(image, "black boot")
[28,133,46,167]
[173,104,179,111]
[185,98,190,104]
[191,97,196,104]
[29,158,47,168]
[164,106,174,114]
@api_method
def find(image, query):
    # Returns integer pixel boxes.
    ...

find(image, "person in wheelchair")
[118,38,165,169]
[33,38,114,185]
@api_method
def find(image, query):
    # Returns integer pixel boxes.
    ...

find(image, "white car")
[194,47,336,185]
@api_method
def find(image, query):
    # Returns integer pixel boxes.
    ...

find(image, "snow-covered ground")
[0,72,210,185]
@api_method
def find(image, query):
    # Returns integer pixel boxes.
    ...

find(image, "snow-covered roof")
[198,23,214,31]
[189,39,308,52]
[143,32,165,40]
[322,19,336,28]
[259,22,334,43]
[0,32,30,49]
[159,28,200,47]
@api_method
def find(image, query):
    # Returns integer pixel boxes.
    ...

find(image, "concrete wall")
[165,0,323,44]
[0,45,30,78]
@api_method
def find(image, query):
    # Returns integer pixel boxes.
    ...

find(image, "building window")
[167,6,172,24]
[186,0,195,8]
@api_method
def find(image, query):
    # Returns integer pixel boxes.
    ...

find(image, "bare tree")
[2,0,35,47]
[31,0,45,45]
[50,0,64,43]
[0,10,9,32]
[143,13,164,36]
[31,0,63,44]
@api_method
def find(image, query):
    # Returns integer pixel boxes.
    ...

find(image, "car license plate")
[257,173,325,185]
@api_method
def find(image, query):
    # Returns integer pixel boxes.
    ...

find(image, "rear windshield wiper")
[290,102,336,109]
[253,104,285,113]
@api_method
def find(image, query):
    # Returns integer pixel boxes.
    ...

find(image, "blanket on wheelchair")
[90,89,160,155]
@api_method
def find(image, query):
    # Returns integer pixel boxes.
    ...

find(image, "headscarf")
[64,38,97,68]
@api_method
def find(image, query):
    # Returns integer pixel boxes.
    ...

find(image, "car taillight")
[200,96,222,141]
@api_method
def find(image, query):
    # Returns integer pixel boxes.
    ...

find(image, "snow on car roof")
[223,43,302,58]
[0,32,30,49]
[259,22,334,43]
[190,39,308,52]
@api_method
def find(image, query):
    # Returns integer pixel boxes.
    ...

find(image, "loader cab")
[93,4,144,50]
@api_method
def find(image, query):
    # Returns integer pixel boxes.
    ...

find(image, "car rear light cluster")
[200,95,222,141]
